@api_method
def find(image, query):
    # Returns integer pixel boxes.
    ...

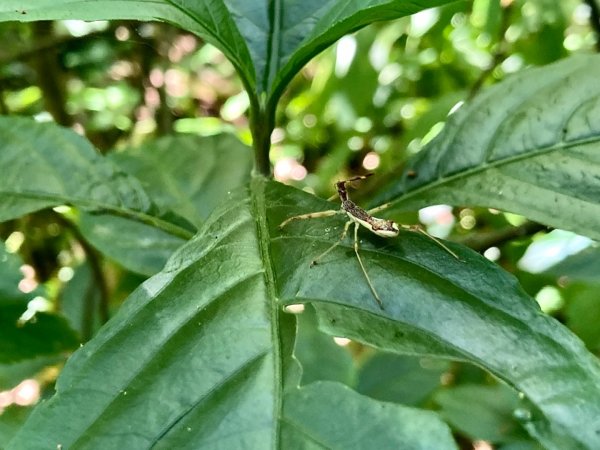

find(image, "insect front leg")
[279,209,340,229]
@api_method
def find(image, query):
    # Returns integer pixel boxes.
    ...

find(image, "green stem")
[250,101,275,176]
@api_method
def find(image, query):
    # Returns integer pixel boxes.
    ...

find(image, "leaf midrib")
[0,190,193,240]
[250,176,284,448]
[385,133,600,211]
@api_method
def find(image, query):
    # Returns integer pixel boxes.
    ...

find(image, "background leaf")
[372,54,600,241]
[109,133,253,226]
[0,302,78,364]
[0,117,172,231]
[76,133,252,274]
[355,353,448,406]
[434,384,530,444]
[293,305,355,386]
[282,381,457,449]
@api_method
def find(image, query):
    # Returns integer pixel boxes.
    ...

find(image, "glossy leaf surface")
[0,117,157,228]
[0,1,457,104]
[9,178,455,448]
[271,182,600,450]
[372,55,600,241]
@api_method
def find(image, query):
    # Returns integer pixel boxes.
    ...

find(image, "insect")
[279,174,459,309]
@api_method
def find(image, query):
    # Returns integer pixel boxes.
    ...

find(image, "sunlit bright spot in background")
[400,103,416,120]
[5,231,25,253]
[535,286,564,314]
[573,3,591,24]
[58,266,75,283]
[115,25,130,41]
[18,265,38,294]
[221,91,250,122]
[333,337,351,347]
[12,380,40,406]
[410,8,440,37]
[270,127,285,144]
[169,35,197,63]
[518,230,592,273]
[61,20,109,37]
[335,35,357,78]
[164,69,189,97]
[420,122,445,148]
[472,440,493,450]
[284,304,305,314]
[483,246,501,262]
[0,379,40,413]
[362,152,380,170]
[501,54,524,74]
[302,114,317,128]
[354,117,372,133]
[449,100,464,116]
[419,205,455,238]
[347,136,364,151]
[459,208,476,230]
[18,296,52,325]
[274,157,307,182]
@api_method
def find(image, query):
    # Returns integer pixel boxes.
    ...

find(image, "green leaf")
[293,305,355,386]
[7,178,451,448]
[271,182,600,449]
[109,134,253,226]
[355,353,448,406]
[0,1,459,104]
[0,406,32,446]
[0,302,79,364]
[562,283,600,353]
[0,355,63,391]
[8,181,282,448]
[0,244,74,364]
[372,54,600,241]
[434,384,529,443]
[282,381,457,449]
[9,179,600,449]
[544,247,600,284]
[78,213,187,276]
[77,133,252,275]
[0,117,190,239]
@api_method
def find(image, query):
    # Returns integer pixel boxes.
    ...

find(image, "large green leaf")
[77,134,252,275]
[270,182,600,449]
[10,179,600,449]
[0,117,190,239]
[371,54,600,241]
[8,178,455,448]
[0,1,457,104]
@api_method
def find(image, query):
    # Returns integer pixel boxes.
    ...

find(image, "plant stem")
[250,103,274,176]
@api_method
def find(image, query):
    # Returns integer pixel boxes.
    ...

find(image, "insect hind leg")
[310,220,352,267]
[352,222,384,310]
